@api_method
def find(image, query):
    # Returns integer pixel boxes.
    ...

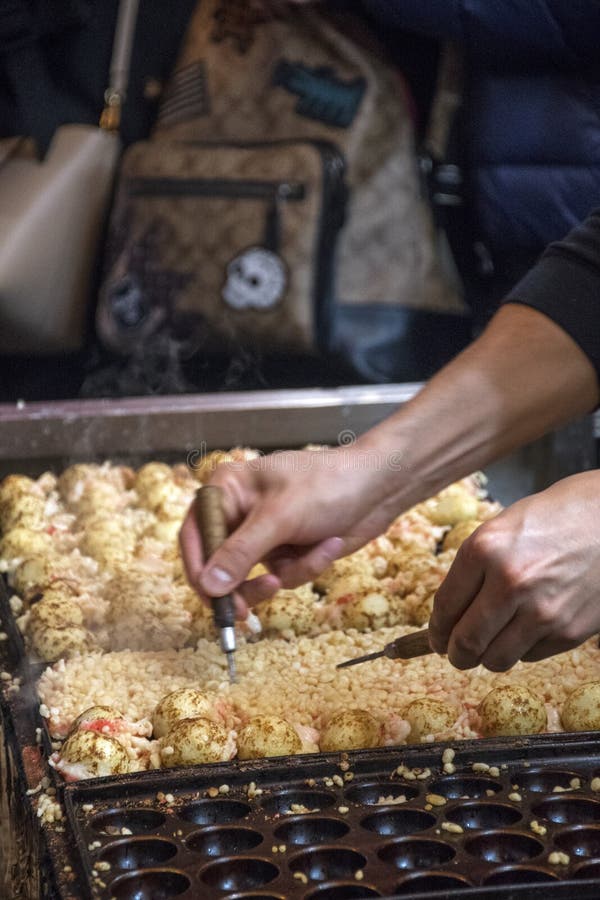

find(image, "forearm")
[358,303,599,515]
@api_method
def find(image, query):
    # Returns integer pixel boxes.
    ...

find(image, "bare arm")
[361,302,599,522]
[180,302,598,605]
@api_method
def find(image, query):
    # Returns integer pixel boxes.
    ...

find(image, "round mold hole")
[511,768,582,793]
[344,781,419,806]
[533,797,600,825]
[227,895,286,900]
[394,872,472,894]
[306,884,381,899]
[428,776,501,799]
[483,865,559,885]
[200,857,279,891]
[260,789,335,816]
[555,825,600,858]
[273,816,350,846]
[360,808,435,837]
[187,826,263,856]
[573,860,600,879]
[178,798,251,825]
[378,837,455,869]
[99,838,177,871]
[289,847,367,883]
[446,801,522,830]
[91,808,167,835]
[110,869,190,899]
[465,830,544,864]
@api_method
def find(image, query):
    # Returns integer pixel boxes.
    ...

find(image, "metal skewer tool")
[337,628,434,669]
[195,485,237,683]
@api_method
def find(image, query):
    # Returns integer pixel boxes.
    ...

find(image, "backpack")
[97,0,468,381]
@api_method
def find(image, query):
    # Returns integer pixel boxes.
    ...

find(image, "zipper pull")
[263,196,281,254]
[263,183,304,254]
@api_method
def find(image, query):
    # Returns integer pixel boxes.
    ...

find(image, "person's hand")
[429,470,600,671]
[179,445,400,615]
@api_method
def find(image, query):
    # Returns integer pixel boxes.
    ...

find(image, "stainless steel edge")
[0,384,422,460]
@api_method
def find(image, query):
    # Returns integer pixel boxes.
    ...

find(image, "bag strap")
[420,41,464,220]
[419,42,476,293]
[1,0,139,144]
[100,0,141,131]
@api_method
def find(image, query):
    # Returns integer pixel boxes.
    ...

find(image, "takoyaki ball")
[425,483,480,526]
[561,681,600,732]
[30,624,97,662]
[58,729,129,778]
[145,517,181,545]
[326,573,380,606]
[339,592,396,631]
[237,715,302,760]
[314,552,372,594]
[134,463,173,497]
[320,709,381,752]
[1,494,47,531]
[0,475,39,529]
[153,689,218,739]
[28,592,84,633]
[0,474,36,502]
[79,516,135,567]
[57,464,99,504]
[191,448,259,484]
[9,554,62,595]
[479,685,546,737]
[71,483,124,518]
[138,479,186,517]
[256,586,318,636]
[403,697,458,743]
[71,705,125,733]
[0,527,53,564]
[160,717,236,766]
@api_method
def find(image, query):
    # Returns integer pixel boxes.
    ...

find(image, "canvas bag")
[97,0,466,366]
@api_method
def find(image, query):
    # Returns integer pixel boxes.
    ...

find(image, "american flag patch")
[157,62,210,127]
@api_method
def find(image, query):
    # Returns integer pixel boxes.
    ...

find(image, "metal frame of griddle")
[0,385,595,507]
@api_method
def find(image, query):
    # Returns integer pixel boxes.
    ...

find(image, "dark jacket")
[362,0,600,309]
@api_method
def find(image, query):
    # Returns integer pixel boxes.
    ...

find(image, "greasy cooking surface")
[2,459,600,781]
[64,736,600,900]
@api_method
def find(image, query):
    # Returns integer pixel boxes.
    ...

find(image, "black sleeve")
[504,207,600,380]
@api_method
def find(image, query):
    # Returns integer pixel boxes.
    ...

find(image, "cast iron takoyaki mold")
[62,732,600,900]
[5,576,600,899]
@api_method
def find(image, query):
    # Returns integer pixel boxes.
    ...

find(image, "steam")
[80,329,269,398]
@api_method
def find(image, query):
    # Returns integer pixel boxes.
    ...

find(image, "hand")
[428,470,600,670]
[179,445,400,614]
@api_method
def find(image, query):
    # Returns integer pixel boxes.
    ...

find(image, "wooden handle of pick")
[195,486,227,560]
[388,628,434,660]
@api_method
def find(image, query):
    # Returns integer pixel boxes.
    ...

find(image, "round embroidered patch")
[222,247,287,311]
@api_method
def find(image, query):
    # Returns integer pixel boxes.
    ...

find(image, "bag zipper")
[128,177,305,254]
[128,177,305,202]
[127,139,347,349]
